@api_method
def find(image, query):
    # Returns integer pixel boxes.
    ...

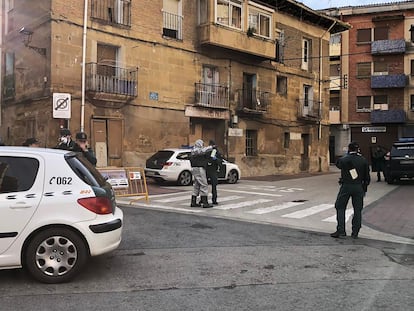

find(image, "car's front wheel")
[177,170,192,186]
[24,228,88,283]
[227,169,239,184]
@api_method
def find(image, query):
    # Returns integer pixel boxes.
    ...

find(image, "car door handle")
[9,202,32,209]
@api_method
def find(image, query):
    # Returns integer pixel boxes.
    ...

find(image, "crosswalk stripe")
[214,199,273,210]
[248,201,305,214]
[180,195,242,206]
[282,203,334,219]
[130,203,204,213]
[154,195,193,203]
[322,209,354,223]
[220,189,282,197]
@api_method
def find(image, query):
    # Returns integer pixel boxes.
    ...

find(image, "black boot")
[190,195,201,207]
[201,196,213,208]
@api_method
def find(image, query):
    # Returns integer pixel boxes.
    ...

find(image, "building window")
[163,0,183,40]
[4,52,15,99]
[245,130,258,156]
[301,39,311,71]
[411,94,414,110]
[374,27,388,40]
[275,29,285,63]
[198,0,208,25]
[216,0,242,29]
[357,96,371,111]
[330,64,340,76]
[303,85,313,107]
[357,62,371,78]
[276,76,287,96]
[373,62,388,75]
[330,92,340,110]
[6,0,14,33]
[90,0,131,26]
[248,8,271,38]
[284,132,290,149]
[411,25,414,42]
[373,95,388,110]
[357,28,371,43]
[411,59,414,76]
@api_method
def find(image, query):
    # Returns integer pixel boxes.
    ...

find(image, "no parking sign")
[53,93,71,119]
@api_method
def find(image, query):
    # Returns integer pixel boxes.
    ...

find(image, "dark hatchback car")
[385,138,414,184]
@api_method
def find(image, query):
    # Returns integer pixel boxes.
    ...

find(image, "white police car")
[0,147,123,283]
[145,148,241,186]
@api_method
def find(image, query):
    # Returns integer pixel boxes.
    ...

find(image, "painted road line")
[220,189,282,197]
[180,195,243,206]
[282,203,334,219]
[322,209,354,223]
[248,201,305,215]
[130,203,204,213]
[214,199,273,210]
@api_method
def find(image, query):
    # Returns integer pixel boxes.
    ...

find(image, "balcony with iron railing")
[163,11,183,40]
[371,39,406,55]
[86,63,137,104]
[91,0,131,26]
[297,99,320,121]
[236,88,269,114]
[194,83,228,109]
[371,74,408,89]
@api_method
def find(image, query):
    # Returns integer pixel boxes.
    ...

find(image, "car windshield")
[65,152,107,187]
[391,145,414,157]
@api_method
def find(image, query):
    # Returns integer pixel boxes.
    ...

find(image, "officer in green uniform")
[331,142,370,239]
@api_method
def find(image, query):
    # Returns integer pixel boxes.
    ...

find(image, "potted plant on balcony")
[247,27,256,37]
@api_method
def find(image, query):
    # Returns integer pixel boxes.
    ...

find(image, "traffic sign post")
[53,93,71,119]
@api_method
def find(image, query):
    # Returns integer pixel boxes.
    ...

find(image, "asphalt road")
[124,169,413,245]
[0,207,413,311]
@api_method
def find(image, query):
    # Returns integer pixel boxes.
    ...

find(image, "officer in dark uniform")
[56,128,75,150]
[331,142,370,239]
[206,140,223,205]
[73,132,97,166]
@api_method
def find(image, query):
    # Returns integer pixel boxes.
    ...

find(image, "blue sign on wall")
[149,92,159,101]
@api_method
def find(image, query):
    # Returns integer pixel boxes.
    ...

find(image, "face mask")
[60,137,68,144]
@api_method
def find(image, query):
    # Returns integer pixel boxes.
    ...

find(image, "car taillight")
[77,197,113,215]
[163,162,173,168]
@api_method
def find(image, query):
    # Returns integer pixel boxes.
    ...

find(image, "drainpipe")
[80,0,88,132]
[318,21,336,140]
[226,59,232,160]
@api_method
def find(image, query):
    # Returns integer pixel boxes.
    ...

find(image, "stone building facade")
[1,0,348,177]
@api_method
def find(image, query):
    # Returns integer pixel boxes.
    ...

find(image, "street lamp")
[19,27,46,57]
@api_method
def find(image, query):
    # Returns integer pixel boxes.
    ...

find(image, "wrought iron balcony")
[236,88,269,114]
[371,74,407,89]
[163,11,183,40]
[194,83,228,109]
[90,0,131,26]
[371,39,406,55]
[86,63,137,103]
[297,99,320,121]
